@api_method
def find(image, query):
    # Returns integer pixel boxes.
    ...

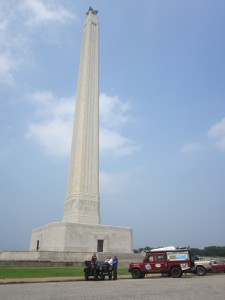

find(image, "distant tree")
[190,246,225,258]
[190,248,201,255]
[138,248,144,253]
[144,246,151,252]
[203,246,225,257]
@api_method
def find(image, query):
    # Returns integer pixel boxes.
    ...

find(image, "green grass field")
[0,266,130,279]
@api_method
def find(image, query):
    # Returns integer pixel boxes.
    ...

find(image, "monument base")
[0,251,143,267]
[30,222,133,253]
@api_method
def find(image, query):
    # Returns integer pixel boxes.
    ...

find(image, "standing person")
[113,255,118,280]
[105,256,113,266]
[91,253,98,280]
[91,252,97,264]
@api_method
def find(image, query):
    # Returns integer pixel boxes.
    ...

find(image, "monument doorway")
[36,240,39,251]
[97,239,104,252]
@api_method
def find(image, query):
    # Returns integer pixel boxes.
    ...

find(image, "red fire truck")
[129,246,193,279]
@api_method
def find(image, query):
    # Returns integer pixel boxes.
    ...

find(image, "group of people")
[91,253,118,280]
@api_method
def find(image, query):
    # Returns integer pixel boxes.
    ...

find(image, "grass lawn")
[0,266,130,279]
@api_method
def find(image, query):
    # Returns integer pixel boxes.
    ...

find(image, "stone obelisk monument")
[63,7,100,225]
[30,8,133,253]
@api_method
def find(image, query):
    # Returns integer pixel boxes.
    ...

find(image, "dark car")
[211,259,225,273]
[84,260,112,280]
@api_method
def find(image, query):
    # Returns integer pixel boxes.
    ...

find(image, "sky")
[0,0,225,252]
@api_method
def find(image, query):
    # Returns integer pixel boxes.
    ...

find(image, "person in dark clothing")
[112,255,118,280]
[91,253,97,264]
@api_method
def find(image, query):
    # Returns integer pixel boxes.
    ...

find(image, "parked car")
[193,259,212,276]
[210,259,225,273]
[193,258,225,276]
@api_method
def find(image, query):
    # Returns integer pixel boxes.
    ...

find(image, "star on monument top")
[86,7,98,15]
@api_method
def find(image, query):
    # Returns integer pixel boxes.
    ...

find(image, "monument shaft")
[63,8,100,224]
[30,8,133,253]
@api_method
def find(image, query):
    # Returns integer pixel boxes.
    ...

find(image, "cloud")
[100,93,133,129]
[0,53,18,86]
[100,128,139,157]
[21,0,76,26]
[26,119,73,156]
[0,3,27,86]
[29,91,74,118]
[180,142,200,153]
[26,91,74,156]
[26,91,139,157]
[0,1,77,87]
[100,171,131,196]
[100,168,141,196]
[0,20,8,31]
[100,94,139,157]
[208,117,225,150]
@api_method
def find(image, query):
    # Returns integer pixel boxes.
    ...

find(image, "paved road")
[0,274,224,300]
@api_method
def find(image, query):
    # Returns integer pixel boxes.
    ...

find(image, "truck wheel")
[171,267,182,278]
[131,268,141,279]
[196,266,206,276]
[85,272,88,280]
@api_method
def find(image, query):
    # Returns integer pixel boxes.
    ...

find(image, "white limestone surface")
[63,8,100,224]
[30,222,133,253]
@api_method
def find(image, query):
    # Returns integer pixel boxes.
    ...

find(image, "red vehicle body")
[211,259,225,273]
[129,247,193,279]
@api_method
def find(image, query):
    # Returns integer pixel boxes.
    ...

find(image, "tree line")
[190,246,225,257]
[133,246,225,257]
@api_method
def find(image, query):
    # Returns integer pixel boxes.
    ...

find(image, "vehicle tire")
[140,272,145,278]
[171,267,182,278]
[131,268,141,279]
[109,274,112,280]
[196,266,206,276]
[85,271,88,281]
[101,275,105,280]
